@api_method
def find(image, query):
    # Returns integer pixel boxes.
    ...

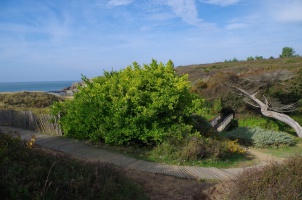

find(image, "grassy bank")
[0,91,65,114]
[0,130,147,200]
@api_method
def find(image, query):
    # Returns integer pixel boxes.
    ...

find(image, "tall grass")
[0,130,147,200]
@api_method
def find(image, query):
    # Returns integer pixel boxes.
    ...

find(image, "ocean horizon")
[0,80,79,92]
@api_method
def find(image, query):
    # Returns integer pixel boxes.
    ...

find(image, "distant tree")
[224,58,238,63]
[247,56,254,61]
[269,56,274,59]
[255,55,264,60]
[280,47,296,58]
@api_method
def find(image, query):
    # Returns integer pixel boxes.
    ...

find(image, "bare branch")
[243,99,260,108]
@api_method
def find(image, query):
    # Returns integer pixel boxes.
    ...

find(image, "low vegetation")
[228,154,302,200]
[0,130,147,200]
[223,126,296,147]
[0,92,64,114]
[148,134,246,166]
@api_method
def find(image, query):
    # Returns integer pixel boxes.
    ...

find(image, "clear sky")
[1,0,302,82]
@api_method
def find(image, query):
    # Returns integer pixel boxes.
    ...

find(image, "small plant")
[27,134,36,149]
[225,139,246,154]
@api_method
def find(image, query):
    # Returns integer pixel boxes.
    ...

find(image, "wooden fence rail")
[0,110,62,135]
[216,113,234,132]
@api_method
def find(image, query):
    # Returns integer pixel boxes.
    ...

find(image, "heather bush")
[149,133,245,163]
[224,126,296,147]
[229,154,302,200]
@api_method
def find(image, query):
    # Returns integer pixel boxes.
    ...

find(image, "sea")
[0,81,79,93]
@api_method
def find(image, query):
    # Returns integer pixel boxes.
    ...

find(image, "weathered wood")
[0,110,62,135]
[236,87,302,138]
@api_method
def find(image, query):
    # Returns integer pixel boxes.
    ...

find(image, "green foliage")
[212,98,223,114]
[223,127,296,147]
[0,131,147,200]
[238,116,289,132]
[52,60,205,145]
[280,46,296,58]
[247,56,254,61]
[149,133,245,164]
[229,154,302,200]
[225,58,238,63]
[190,114,213,136]
[255,55,264,60]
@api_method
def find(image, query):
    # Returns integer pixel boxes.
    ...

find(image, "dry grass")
[227,155,302,200]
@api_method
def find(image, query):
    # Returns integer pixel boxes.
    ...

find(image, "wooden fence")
[0,110,62,135]
[216,113,234,132]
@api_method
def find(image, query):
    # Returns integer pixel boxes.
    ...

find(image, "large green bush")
[223,126,296,147]
[52,60,205,145]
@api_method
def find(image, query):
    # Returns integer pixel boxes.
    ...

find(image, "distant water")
[0,81,78,92]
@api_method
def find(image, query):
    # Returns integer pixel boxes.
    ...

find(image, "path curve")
[1,126,248,181]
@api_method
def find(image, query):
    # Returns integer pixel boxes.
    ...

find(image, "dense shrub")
[0,131,147,200]
[52,60,205,145]
[229,155,302,200]
[190,114,214,137]
[149,134,245,163]
[224,127,296,147]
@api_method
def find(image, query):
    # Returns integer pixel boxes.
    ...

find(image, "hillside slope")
[175,57,302,112]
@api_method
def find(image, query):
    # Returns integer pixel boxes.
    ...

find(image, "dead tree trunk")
[237,87,302,138]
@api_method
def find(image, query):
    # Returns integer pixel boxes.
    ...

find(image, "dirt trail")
[247,148,284,163]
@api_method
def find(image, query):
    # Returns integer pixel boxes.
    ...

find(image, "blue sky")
[0,0,302,82]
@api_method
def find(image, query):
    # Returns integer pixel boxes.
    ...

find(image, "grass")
[0,130,147,200]
[148,153,257,168]
[251,142,302,158]
[0,91,65,114]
